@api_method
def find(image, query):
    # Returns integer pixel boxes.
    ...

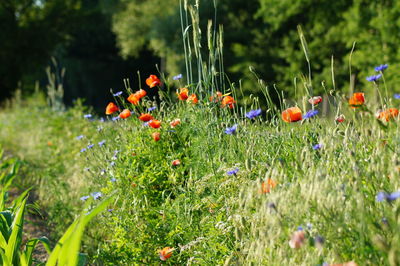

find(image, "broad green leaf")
[5,197,26,264]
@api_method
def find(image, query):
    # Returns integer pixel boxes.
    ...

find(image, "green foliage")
[4,1,400,265]
[0,0,81,99]
[110,0,400,104]
[0,149,113,265]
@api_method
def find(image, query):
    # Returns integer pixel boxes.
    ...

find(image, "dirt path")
[8,186,51,263]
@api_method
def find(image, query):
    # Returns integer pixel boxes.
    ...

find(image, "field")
[1,68,400,265]
[1,2,400,266]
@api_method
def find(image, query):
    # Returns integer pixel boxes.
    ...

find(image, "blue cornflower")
[110,178,117,182]
[227,167,239,176]
[297,226,303,231]
[112,116,120,121]
[245,109,262,119]
[100,117,105,123]
[83,114,92,118]
[312,144,322,150]
[148,106,157,112]
[143,122,149,127]
[366,74,382,82]
[107,209,114,212]
[80,195,90,201]
[314,235,324,247]
[98,140,106,146]
[303,109,319,119]
[376,192,387,202]
[173,74,183,80]
[76,135,84,140]
[394,94,400,99]
[87,144,94,149]
[374,64,388,72]
[91,192,102,200]
[377,191,400,202]
[80,148,87,153]
[225,124,238,135]
[113,91,123,96]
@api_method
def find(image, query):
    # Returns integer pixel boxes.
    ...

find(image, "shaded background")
[1,0,399,111]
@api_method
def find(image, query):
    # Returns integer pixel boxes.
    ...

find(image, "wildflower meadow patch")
[1,1,400,266]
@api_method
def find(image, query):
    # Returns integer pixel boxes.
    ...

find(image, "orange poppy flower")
[308,96,322,105]
[187,94,198,104]
[171,159,181,166]
[146,75,161,88]
[221,96,235,109]
[260,178,277,194]
[139,113,154,122]
[119,109,131,119]
[159,247,174,261]
[209,91,223,102]
[348,92,365,107]
[378,108,399,121]
[148,120,161,129]
[177,88,189,100]
[136,89,147,98]
[282,107,302,122]
[170,119,181,128]
[127,94,140,105]
[152,132,161,142]
[106,102,119,115]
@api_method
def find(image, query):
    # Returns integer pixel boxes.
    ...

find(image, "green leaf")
[5,196,27,264]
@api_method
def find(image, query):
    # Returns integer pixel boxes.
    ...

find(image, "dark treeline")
[1,0,399,110]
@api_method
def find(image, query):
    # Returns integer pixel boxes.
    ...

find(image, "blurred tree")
[0,0,80,100]
[57,0,159,110]
[111,0,400,106]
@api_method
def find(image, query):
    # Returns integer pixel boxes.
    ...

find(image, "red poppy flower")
[159,247,173,261]
[187,94,198,104]
[170,119,181,128]
[136,89,147,98]
[260,178,277,194]
[308,96,322,105]
[282,107,302,122]
[177,88,189,100]
[106,102,119,115]
[378,108,399,121]
[349,92,365,107]
[152,132,161,142]
[209,91,223,102]
[289,230,306,249]
[119,109,131,119]
[139,113,154,122]
[171,159,181,166]
[221,96,235,109]
[146,75,161,88]
[335,114,345,123]
[148,120,161,129]
[127,94,140,105]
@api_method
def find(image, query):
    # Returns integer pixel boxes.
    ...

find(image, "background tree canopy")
[1,0,400,109]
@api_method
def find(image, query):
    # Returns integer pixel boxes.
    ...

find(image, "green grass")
[1,1,400,265]
[1,87,400,265]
